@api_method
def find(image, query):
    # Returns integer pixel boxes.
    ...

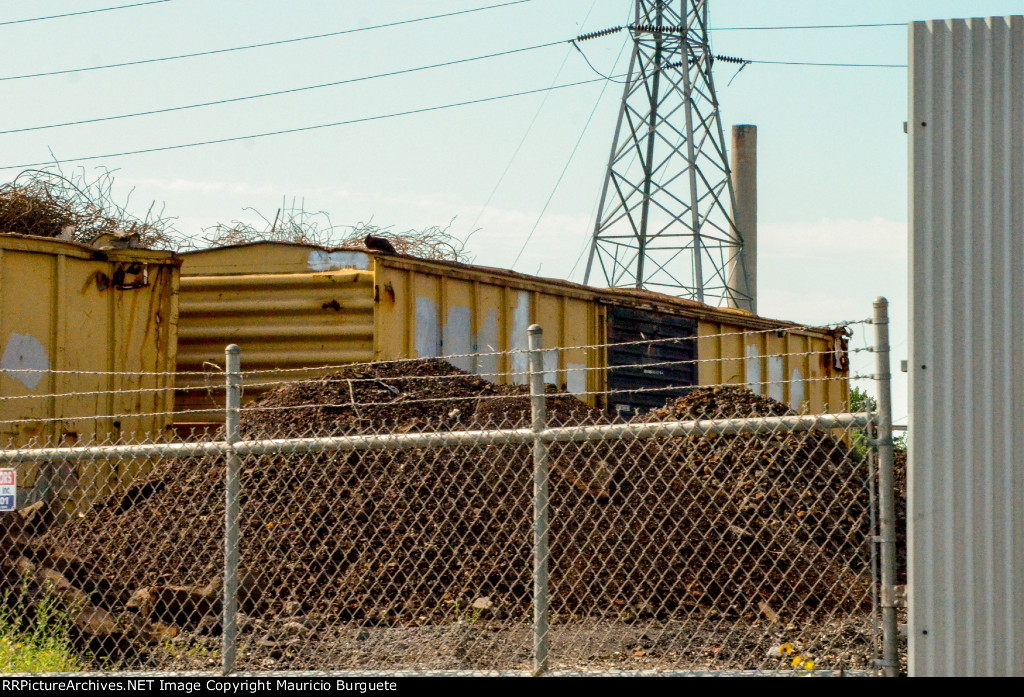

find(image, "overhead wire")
[464,0,601,238]
[1,76,628,171]
[713,22,905,31]
[567,29,634,281]
[510,32,631,270]
[0,0,169,27]
[733,58,906,68]
[0,0,538,82]
[571,40,630,84]
[0,39,568,136]
[512,2,635,273]
[0,10,908,170]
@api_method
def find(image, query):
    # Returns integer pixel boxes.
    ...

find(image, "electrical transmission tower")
[584,0,749,307]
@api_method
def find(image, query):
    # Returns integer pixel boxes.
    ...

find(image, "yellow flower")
[792,656,803,668]
[803,660,815,670]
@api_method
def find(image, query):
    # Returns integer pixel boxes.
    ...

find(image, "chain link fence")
[0,303,899,676]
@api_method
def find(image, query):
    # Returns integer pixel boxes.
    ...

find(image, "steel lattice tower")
[584,0,748,306]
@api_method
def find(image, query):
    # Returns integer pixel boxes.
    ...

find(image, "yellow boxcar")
[176,243,848,422]
[0,233,180,507]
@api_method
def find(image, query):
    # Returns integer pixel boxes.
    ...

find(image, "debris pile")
[199,206,472,263]
[0,169,176,249]
[556,386,872,620]
[233,358,602,436]
[12,366,874,664]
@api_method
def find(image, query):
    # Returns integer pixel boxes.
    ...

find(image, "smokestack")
[727,124,757,313]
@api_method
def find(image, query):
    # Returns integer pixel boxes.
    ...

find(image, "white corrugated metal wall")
[909,16,1024,676]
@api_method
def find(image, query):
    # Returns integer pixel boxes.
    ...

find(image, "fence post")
[527,325,550,676]
[873,298,898,677]
[223,345,242,676]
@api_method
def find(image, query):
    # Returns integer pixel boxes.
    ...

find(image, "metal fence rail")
[0,303,899,676]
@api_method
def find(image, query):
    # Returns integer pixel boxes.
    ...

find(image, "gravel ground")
[156,613,887,674]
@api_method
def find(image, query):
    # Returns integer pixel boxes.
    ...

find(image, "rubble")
[4,366,876,667]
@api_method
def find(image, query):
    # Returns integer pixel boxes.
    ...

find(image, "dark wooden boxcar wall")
[606,306,698,419]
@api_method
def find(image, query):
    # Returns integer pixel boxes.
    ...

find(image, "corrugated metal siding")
[373,256,602,398]
[175,244,848,422]
[606,307,697,418]
[176,247,375,420]
[696,320,848,414]
[0,234,179,505]
[909,16,1024,676]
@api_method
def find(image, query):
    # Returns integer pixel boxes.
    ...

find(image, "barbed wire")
[0,382,223,403]
[0,347,856,404]
[0,367,221,377]
[238,319,869,377]
[0,371,872,424]
[236,348,847,391]
[0,407,216,427]
[0,319,869,379]
[239,375,864,414]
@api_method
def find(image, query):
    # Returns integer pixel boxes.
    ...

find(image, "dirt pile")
[553,386,873,620]
[237,358,603,438]
[38,370,872,648]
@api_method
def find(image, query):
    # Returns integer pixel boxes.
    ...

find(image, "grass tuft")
[0,580,84,673]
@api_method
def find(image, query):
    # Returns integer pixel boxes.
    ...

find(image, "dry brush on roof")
[197,205,474,263]
[0,168,178,250]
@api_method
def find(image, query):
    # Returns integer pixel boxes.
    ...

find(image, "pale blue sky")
[3,1,1022,420]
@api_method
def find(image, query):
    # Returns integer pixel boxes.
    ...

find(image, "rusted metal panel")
[606,306,697,419]
[0,233,180,504]
[175,244,847,422]
[696,317,848,415]
[176,244,375,420]
[909,15,1024,676]
[372,256,601,398]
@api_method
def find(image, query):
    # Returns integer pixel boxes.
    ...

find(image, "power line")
[0,0,538,82]
[571,41,630,84]
[465,0,604,238]
[2,77,621,171]
[713,22,904,31]
[0,39,568,135]
[741,58,906,68]
[511,35,629,270]
[0,0,169,27]
[0,49,906,170]
[465,48,574,235]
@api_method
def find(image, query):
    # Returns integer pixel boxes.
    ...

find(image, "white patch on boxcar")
[790,367,805,412]
[510,292,530,385]
[414,296,440,358]
[443,305,473,372]
[566,363,587,395]
[476,309,499,379]
[1,333,49,390]
[543,349,558,385]
[307,250,370,271]
[768,355,785,403]
[744,343,762,393]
